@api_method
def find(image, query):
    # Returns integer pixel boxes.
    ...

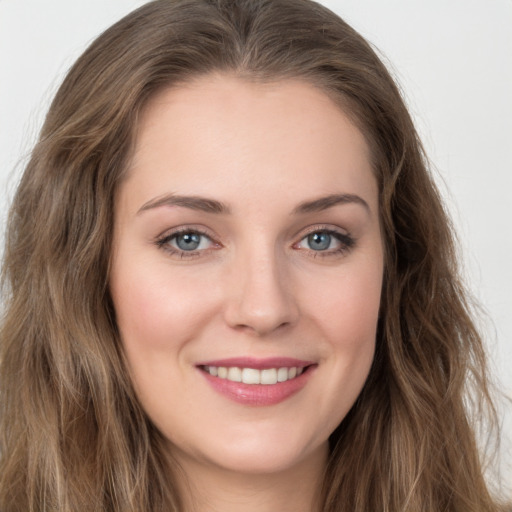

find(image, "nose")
[223,248,299,337]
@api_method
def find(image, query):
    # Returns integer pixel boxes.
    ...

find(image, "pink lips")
[196,357,316,406]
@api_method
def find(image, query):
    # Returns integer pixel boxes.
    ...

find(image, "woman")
[0,0,509,510]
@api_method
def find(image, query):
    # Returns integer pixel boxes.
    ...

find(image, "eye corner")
[154,226,222,260]
[292,226,356,258]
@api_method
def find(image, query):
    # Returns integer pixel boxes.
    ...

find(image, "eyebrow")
[137,192,370,216]
[292,193,370,215]
[137,194,231,215]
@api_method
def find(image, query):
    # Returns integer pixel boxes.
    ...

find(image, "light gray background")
[1,0,510,487]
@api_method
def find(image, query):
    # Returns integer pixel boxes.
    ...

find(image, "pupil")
[308,232,331,251]
[176,233,200,251]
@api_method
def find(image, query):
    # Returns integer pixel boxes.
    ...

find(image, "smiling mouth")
[199,365,311,385]
[197,360,316,405]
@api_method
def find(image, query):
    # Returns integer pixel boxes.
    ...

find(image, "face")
[110,74,383,477]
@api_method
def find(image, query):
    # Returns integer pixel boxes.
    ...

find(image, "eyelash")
[155,227,218,259]
[293,226,355,258]
[154,225,356,259]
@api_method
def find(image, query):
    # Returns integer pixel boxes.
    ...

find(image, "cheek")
[110,258,219,356]
[308,261,382,346]
[301,256,382,410]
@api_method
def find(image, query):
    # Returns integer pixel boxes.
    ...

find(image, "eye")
[172,232,211,251]
[302,232,335,251]
[156,228,218,257]
[295,228,355,255]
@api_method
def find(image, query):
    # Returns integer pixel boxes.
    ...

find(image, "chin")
[168,419,330,477]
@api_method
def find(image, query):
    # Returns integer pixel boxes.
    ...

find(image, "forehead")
[122,74,377,215]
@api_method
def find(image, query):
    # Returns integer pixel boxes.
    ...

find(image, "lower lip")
[199,367,315,406]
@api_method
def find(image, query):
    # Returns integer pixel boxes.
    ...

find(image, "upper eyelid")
[154,224,353,250]
[155,225,217,242]
[155,229,219,259]
[156,223,349,238]
[295,228,355,247]
[293,223,351,240]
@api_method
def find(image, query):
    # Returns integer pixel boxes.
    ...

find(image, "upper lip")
[196,357,315,370]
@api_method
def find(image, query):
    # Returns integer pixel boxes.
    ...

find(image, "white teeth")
[261,368,277,385]
[205,365,305,384]
[227,367,242,382]
[242,368,260,384]
[277,367,288,382]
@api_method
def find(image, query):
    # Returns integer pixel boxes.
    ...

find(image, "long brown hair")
[1,0,508,510]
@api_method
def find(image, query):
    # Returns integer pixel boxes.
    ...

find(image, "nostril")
[231,319,291,337]
[223,266,300,335]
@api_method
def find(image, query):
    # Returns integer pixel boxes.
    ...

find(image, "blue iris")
[307,232,332,251]
[175,233,202,251]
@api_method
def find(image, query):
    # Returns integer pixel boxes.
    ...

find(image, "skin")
[110,74,384,512]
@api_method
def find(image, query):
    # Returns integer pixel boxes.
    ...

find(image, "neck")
[174,443,328,512]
